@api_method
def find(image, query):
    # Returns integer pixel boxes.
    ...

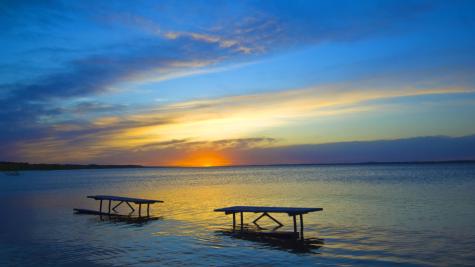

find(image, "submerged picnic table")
[214,206,323,240]
[75,195,164,217]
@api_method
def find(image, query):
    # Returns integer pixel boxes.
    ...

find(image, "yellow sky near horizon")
[17,84,474,166]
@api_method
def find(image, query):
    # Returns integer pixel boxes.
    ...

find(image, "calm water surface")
[1,164,475,266]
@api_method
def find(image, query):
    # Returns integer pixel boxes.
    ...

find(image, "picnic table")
[75,195,163,217]
[214,206,323,240]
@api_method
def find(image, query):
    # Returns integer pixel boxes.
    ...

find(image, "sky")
[1,0,475,166]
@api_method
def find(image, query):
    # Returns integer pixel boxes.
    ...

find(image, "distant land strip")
[0,162,144,171]
[1,160,475,172]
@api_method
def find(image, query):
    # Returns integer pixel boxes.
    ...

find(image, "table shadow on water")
[216,226,324,254]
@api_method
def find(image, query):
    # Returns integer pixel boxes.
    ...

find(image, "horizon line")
[2,159,475,171]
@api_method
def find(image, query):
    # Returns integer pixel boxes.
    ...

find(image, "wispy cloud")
[14,84,473,163]
[127,60,259,86]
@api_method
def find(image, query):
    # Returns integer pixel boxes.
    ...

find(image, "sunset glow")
[170,150,231,167]
[1,1,475,165]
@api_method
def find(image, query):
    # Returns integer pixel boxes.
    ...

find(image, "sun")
[172,150,231,167]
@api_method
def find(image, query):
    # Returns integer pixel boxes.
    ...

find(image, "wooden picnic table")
[214,206,323,240]
[86,195,164,217]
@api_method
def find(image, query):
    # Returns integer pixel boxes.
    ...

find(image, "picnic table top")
[214,206,323,215]
[87,195,164,204]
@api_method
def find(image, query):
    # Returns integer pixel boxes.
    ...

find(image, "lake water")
[1,164,475,266]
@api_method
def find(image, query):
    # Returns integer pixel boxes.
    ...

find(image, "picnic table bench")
[214,206,323,240]
[74,195,163,217]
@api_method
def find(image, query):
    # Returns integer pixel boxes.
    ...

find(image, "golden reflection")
[124,181,320,226]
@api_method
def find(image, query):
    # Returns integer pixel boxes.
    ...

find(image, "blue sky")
[1,0,475,165]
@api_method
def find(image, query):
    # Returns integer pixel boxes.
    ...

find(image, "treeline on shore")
[0,161,144,171]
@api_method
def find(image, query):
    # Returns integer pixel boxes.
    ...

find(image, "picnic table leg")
[125,201,135,212]
[112,201,124,212]
[252,212,267,224]
[299,214,304,241]
[99,200,103,213]
[139,204,142,217]
[253,212,283,228]
[293,215,298,238]
[232,213,236,230]
[147,203,150,217]
[240,212,244,232]
[264,213,283,227]
[108,200,111,214]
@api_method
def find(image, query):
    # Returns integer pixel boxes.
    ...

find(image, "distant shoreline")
[0,162,144,171]
[1,160,475,171]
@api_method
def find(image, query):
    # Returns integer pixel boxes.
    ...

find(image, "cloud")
[33,134,475,166]
[3,38,232,102]
[9,84,472,163]
[66,101,127,115]
[226,135,475,165]
[135,137,276,152]
[1,0,440,100]
[127,60,258,85]
[0,33,239,153]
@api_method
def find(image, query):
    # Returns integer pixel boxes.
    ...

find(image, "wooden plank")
[73,209,160,222]
[74,208,127,216]
[87,195,164,204]
[214,206,322,215]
